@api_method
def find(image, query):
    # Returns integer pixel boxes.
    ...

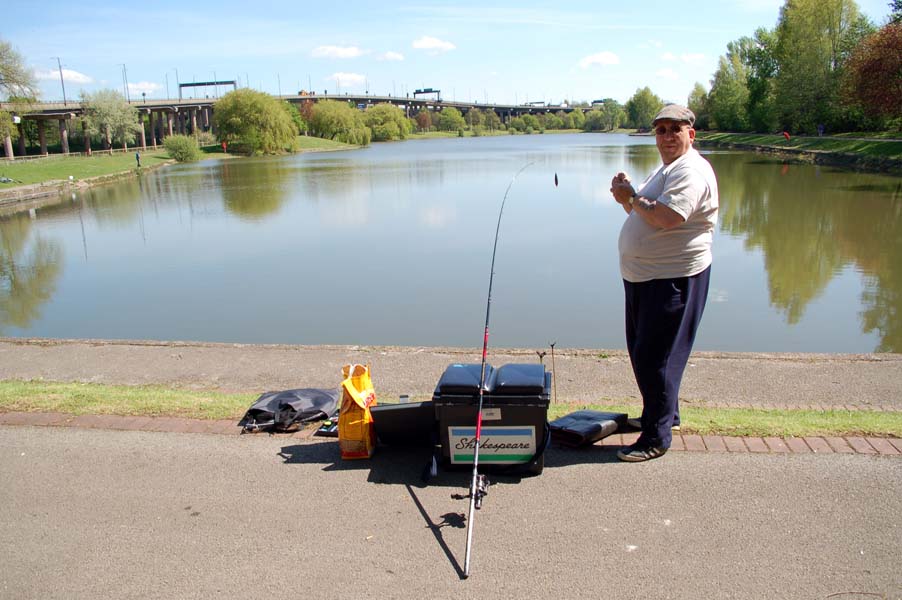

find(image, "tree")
[742,28,780,132]
[687,83,710,130]
[583,109,606,131]
[363,103,410,141]
[843,22,902,120]
[213,89,297,154]
[773,0,867,132]
[892,0,902,23]
[521,114,541,132]
[597,99,625,131]
[284,102,308,136]
[624,87,664,130]
[309,100,370,145]
[80,89,142,150]
[483,110,501,132]
[543,111,564,130]
[569,108,586,130]
[437,107,466,131]
[465,107,483,129]
[414,110,432,132]
[0,39,38,99]
[707,39,752,131]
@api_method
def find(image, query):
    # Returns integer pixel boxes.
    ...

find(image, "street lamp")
[174,68,180,100]
[51,57,67,106]
[120,64,131,102]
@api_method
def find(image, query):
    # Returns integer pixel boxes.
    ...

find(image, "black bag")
[548,410,627,447]
[239,388,339,433]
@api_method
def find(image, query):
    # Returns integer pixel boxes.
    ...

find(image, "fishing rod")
[463,162,556,578]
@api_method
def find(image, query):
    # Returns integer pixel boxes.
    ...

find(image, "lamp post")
[120,64,131,102]
[52,57,67,106]
[174,68,180,100]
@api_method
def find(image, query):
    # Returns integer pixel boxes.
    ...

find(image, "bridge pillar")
[148,113,156,147]
[38,120,48,155]
[2,134,12,159]
[82,121,91,155]
[138,115,147,150]
[166,112,174,137]
[59,118,70,154]
[17,124,26,156]
[191,108,198,137]
[203,107,210,130]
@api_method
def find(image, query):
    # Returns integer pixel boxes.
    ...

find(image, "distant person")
[609,105,719,462]
[135,151,141,167]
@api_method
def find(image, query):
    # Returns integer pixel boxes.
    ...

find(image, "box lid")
[487,364,548,396]
[433,363,491,396]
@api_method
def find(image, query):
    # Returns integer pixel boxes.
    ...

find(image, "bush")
[163,134,201,162]
[195,130,217,146]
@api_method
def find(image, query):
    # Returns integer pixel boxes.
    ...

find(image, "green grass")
[547,402,902,438]
[0,137,354,188]
[294,135,357,151]
[1,380,899,438]
[0,380,256,421]
[0,149,173,185]
[695,132,902,160]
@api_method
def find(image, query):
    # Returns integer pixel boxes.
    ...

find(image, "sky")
[5,0,894,107]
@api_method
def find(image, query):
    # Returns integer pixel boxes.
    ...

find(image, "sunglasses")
[654,124,689,135]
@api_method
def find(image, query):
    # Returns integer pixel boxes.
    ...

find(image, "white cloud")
[128,81,163,97]
[681,53,705,63]
[328,72,366,89]
[656,68,679,80]
[379,51,404,61]
[311,45,367,59]
[578,51,620,69]
[661,52,677,61]
[34,68,93,84]
[412,36,456,53]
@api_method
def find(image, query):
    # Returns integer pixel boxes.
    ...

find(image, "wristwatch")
[629,192,637,206]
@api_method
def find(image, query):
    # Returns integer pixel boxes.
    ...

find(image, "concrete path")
[2,425,900,599]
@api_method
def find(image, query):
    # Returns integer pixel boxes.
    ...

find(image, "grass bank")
[1,380,899,438]
[0,136,354,189]
[695,132,902,173]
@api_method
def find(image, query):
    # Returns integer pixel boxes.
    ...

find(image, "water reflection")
[0,213,63,333]
[713,155,902,351]
[220,159,290,220]
[0,136,898,352]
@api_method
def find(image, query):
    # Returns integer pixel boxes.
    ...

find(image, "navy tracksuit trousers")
[624,266,711,449]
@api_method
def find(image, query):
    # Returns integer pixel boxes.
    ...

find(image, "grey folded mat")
[548,410,628,447]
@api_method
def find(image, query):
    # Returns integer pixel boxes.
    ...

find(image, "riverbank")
[0,136,353,206]
[695,131,902,174]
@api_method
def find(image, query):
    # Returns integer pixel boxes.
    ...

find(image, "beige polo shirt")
[618,148,719,283]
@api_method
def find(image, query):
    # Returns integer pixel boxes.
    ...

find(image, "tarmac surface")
[2,338,902,598]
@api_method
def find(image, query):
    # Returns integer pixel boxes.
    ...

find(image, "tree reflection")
[220,159,289,220]
[714,154,902,351]
[0,213,63,332]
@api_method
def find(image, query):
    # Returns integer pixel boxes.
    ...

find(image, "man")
[609,105,719,462]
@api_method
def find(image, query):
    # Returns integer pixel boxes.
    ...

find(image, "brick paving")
[1,411,899,456]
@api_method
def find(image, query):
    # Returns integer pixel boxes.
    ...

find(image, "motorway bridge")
[1,94,584,159]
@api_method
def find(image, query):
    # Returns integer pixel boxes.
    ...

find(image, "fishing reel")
[471,474,490,510]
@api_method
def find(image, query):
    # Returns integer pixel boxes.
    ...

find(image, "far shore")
[2,130,899,209]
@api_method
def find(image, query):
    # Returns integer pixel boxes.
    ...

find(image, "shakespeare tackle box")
[431,363,550,475]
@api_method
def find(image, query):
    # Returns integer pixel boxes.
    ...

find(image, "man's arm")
[611,181,685,229]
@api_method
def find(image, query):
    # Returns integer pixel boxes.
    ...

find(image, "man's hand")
[610,172,636,210]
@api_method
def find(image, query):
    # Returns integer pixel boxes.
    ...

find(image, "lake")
[2,133,900,353]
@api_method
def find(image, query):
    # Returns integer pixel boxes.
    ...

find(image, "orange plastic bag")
[338,364,378,459]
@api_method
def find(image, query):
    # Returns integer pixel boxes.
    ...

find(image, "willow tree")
[213,89,298,155]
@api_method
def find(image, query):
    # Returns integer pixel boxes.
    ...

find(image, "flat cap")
[652,104,695,126]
